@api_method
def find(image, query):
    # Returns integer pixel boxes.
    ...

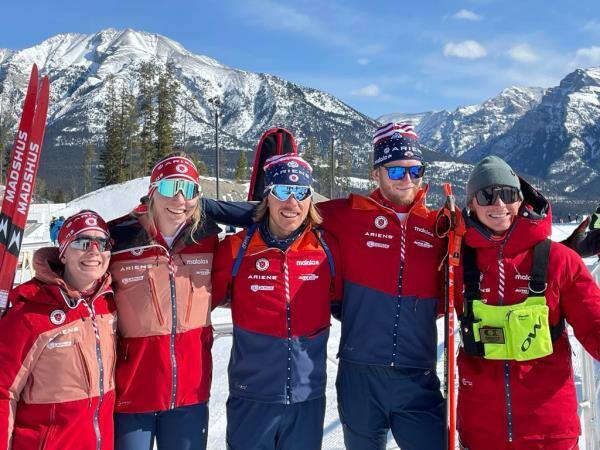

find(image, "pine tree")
[82,143,96,193]
[138,61,156,176]
[120,84,139,179]
[98,77,128,186]
[337,140,352,197]
[234,151,248,181]
[154,61,179,164]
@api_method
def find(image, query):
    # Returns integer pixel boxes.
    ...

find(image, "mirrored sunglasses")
[269,185,312,202]
[475,186,522,206]
[70,236,113,252]
[383,165,425,180]
[155,179,200,200]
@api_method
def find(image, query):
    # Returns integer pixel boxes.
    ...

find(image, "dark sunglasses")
[70,236,113,252]
[382,165,425,180]
[269,185,313,202]
[154,179,200,200]
[475,186,522,206]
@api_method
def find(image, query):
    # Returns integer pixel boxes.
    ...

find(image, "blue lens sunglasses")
[382,165,426,180]
[269,185,313,202]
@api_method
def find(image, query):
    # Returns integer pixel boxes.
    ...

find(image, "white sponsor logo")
[296,260,320,266]
[515,274,531,281]
[299,274,319,281]
[414,226,434,237]
[50,309,67,326]
[481,288,491,293]
[248,274,278,280]
[367,241,390,249]
[414,240,433,249]
[289,174,299,183]
[58,326,79,335]
[364,231,394,240]
[122,275,144,285]
[47,340,73,349]
[256,258,270,271]
[287,161,299,168]
[176,164,189,173]
[186,258,209,265]
[196,269,210,276]
[251,285,275,292]
[515,288,529,295]
[461,377,473,387]
[120,264,153,272]
[85,217,98,226]
[374,216,388,229]
[131,248,144,256]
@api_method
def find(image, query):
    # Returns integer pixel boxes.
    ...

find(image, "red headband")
[58,211,110,258]
[149,156,199,197]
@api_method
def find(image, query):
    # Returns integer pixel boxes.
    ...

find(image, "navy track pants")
[114,402,208,450]
[226,395,326,450]
[336,360,444,450]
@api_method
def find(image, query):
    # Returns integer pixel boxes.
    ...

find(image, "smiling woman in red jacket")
[456,156,600,450]
[0,210,116,450]
[109,154,223,450]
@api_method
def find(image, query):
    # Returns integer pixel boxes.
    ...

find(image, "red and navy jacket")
[0,248,116,450]
[456,180,600,446]
[318,187,446,369]
[212,224,343,404]
[108,210,220,413]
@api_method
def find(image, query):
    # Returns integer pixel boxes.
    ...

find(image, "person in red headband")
[108,153,226,450]
[0,210,117,450]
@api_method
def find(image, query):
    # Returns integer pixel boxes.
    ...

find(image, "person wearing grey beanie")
[456,156,600,450]
[466,155,523,236]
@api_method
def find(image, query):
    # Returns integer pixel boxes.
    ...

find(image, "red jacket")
[108,211,220,413]
[318,187,446,369]
[456,182,600,447]
[0,248,116,450]
[212,224,342,403]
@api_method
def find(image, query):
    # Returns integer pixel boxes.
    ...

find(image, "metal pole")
[330,135,335,199]
[215,107,220,200]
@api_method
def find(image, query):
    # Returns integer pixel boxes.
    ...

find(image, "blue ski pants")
[226,395,326,450]
[114,402,208,450]
[336,360,445,450]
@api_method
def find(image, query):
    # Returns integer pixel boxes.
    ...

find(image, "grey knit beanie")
[467,156,521,201]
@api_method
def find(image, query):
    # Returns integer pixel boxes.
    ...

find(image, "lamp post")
[208,97,221,199]
[330,134,335,199]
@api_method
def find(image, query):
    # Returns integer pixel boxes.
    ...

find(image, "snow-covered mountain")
[380,70,600,200]
[463,68,600,198]
[0,28,378,190]
[379,87,546,158]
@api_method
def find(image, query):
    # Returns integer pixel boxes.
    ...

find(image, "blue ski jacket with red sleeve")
[318,187,446,369]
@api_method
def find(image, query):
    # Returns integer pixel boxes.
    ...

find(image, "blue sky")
[2,0,600,118]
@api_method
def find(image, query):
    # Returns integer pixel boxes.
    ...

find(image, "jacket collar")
[348,184,431,220]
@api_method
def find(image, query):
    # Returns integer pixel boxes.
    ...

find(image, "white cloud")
[573,46,600,67]
[443,40,487,59]
[450,9,482,21]
[351,84,381,97]
[583,20,600,33]
[357,58,370,66]
[507,44,539,63]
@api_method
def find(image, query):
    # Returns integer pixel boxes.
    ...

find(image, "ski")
[247,127,297,201]
[438,183,465,450]
[0,65,50,315]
